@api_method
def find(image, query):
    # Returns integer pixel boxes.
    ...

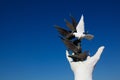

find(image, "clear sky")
[0,0,120,80]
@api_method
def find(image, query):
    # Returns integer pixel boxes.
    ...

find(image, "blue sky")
[0,0,120,80]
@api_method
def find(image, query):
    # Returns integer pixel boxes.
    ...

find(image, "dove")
[73,15,94,40]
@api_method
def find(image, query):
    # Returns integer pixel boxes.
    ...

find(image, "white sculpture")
[73,15,94,40]
[54,15,105,80]
[66,46,105,80]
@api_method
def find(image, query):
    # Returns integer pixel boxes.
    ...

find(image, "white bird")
[73,15,94,40]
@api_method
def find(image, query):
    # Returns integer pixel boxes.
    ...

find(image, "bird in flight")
[54,25,75,40]
[73,15,94,40]
[64,15,78,32]
[54,15,93,62]
[60,37,89,61]
[55,15,78,40]
[55,15,94,41]
[60,37,82,54]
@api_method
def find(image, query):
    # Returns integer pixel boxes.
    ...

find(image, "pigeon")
[54,25,75,40]
[73,15,94,40]
[60,37,82,55]
[68,50,89,61]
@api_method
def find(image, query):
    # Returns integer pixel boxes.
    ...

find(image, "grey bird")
[60,37,89,61]
[70,15,78,27]
[68,51,89,61]
[60,37,82,55]
[55,25,75,40]
[64,15,77,32]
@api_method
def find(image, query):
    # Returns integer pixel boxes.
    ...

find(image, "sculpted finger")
[66,50,73,62]
[90,46,105,66]
[98,46,105,53]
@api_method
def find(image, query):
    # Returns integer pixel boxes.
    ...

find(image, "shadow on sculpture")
[55,15,104,80]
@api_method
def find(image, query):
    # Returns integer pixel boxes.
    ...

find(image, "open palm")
[66,46,105,80]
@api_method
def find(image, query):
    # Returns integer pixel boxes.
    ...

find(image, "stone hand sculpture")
[66,46,105,80]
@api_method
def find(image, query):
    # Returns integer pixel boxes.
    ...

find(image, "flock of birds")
[55,15,94,62]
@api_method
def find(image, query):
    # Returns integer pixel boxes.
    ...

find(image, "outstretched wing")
[54,25,70,37]
[76,15,85,34]
[64,19,76,32]
[60,37,81,55]
[70,15,78,27]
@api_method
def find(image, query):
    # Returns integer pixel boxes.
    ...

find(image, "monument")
[55,15,105,80]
